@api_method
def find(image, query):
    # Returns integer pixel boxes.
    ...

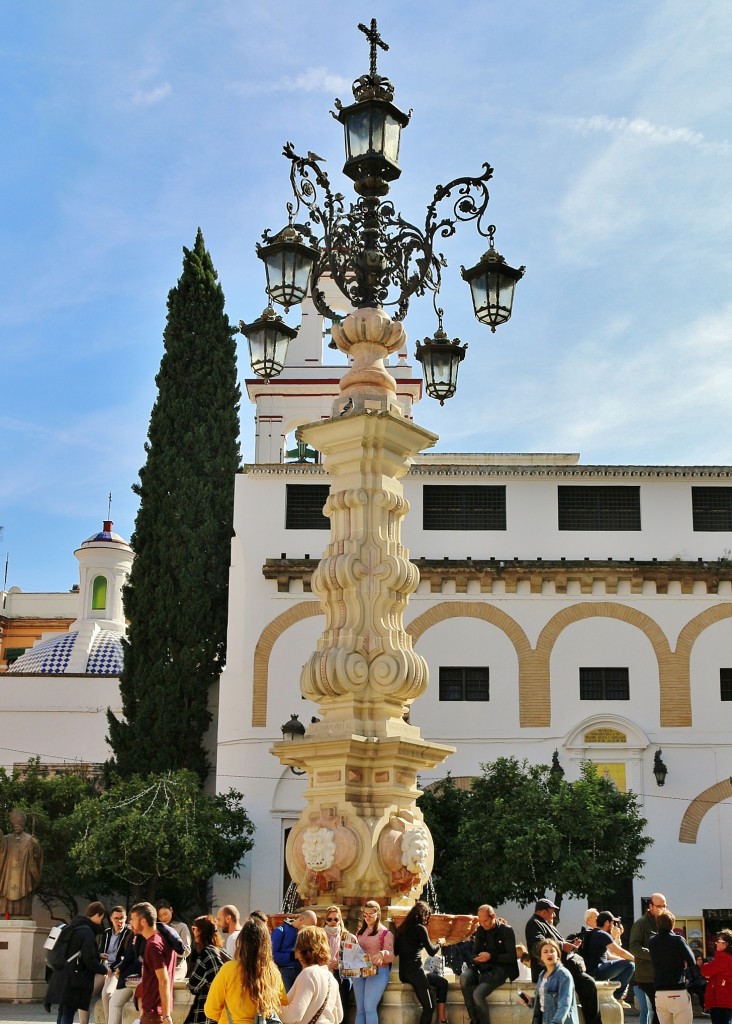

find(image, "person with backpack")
[46,901,108,1024]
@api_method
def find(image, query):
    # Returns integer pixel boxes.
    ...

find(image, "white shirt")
[225,930,240,958]
[279,965,342,1024]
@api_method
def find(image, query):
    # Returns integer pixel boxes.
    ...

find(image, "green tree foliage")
[108,229,241,781]
[0,759,99,918]
[419,757,653,912]
[68,770,255,908]
[417,774,473,913]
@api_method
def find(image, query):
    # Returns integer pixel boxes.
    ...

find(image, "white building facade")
[216,302,732,945]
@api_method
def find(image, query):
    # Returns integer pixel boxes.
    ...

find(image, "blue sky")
[2,1,732,591]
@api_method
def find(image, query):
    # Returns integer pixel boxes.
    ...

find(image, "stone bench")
[370,978,623,1024]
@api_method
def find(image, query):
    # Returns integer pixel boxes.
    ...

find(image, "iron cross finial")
[358,19,388,78]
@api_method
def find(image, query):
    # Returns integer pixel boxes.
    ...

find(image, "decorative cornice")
[263,557,732,595]
[244,462,732,479]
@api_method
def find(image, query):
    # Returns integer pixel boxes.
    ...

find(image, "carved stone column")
[271,308,454,912]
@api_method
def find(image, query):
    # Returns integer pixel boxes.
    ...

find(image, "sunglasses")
[325,917,339,923]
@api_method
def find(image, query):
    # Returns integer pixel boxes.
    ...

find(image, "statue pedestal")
[0,919,48,1001]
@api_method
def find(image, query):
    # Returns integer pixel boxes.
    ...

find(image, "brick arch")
[405,603,541,726]
[534,603,685,727]
[675,604,732,700]
[252,601,322,726]
[680,778,732,844]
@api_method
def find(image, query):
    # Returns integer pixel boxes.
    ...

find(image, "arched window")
[91,575,107,611]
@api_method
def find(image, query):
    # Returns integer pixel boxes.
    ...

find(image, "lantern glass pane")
[383,115,402,163]
[423,347,460,401]
[346,110,371,158]
[248,326,290,379]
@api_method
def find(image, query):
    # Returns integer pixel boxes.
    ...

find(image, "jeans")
[710,1010,732,1024]
[400,966,449,1024]
[279,965,300,993]
[353,966,391,1024]
[595,958,635,996]
[57,1008,76,1024]
[460,965,508,1024]
[637,982,657,1024]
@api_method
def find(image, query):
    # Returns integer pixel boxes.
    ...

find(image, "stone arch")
[252,601,322,726]
[679,778,732,844]
[405,603,540,726]
[675,605,732,720]
[534,603,684,727]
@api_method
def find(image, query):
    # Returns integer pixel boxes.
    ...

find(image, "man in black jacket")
[47,901,107,1024]
[460,904,519,1024]
[525,898,602,1024]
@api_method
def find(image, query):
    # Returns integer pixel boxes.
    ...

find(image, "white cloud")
[230,66,350,97]
[130,82,172,106]
[561,114,729,154]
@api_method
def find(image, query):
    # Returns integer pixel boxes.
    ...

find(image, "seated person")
[583,911,635,1002]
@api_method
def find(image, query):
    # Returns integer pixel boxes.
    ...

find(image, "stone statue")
[0,809,43,917]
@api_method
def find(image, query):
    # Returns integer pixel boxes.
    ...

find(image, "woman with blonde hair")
[205,917,285,1024]
[280,927,342,1024]
[352,901,394,1024]
[323,906,354,1005]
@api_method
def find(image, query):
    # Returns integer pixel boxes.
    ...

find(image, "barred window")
[580,667,630,700]
[439,667,490,701]
[558,486,641,531]
[692,487,732,532]
[285,485,330,530]
[721,669,732,702]
[423,486,506,531]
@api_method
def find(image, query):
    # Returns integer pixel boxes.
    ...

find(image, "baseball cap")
[535,898,559,912]
[597,911,620,928]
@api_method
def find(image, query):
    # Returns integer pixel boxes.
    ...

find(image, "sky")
[2,1,732,592]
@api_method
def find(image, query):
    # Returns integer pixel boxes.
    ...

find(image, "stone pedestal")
[0,919,48,1002]
[274,404,454,911]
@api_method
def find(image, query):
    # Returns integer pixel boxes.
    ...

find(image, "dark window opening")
[692,488,732,532]
[580,667,630,700]
[721,669,732,701]
[558,486,641,531]
[285,484,330,530]
[423,486,506,531]
[439,666,490,701]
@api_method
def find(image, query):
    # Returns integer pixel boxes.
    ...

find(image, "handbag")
[423,954,445,977]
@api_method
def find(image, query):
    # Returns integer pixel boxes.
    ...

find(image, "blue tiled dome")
[8,629,123,675]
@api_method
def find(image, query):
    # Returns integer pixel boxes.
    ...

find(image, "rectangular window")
[558,486,641,531]
[3,648,26,666]
[580,667,630,700]
[423,486,506,531]
[692,487,732,532]
[285,484,330,530]
[721,669,732,701]
[439,666,490,701]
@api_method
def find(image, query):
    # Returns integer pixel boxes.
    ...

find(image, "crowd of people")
[42,893,731,1024]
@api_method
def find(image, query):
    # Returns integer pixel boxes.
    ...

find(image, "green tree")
[421,757,652,912]
[108,229,241,782]
[67,769,255,909]
[0,759,99,918]
[418,774,474,912]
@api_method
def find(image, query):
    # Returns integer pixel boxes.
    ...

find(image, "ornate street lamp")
[239,306,298,381]
[242,19,524,395]
[461,226,525,332]
[415,312,467,405]
[653,749,668,787]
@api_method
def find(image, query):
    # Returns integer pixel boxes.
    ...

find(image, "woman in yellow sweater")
[205,918,286,1024]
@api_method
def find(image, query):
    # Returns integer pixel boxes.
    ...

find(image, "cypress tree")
[108,229,241,782]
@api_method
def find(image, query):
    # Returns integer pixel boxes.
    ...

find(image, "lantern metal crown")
[240,19,525,402]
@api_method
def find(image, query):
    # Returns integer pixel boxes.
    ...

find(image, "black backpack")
[46,923,81,971]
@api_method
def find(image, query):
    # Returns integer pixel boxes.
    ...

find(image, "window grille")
[692,487,732,532]
[439,666,490,701]
[285,485,330,530]
[579,667,630,700]
[558,486,641,531]
[721,669,732,701]
[423,486,506,531]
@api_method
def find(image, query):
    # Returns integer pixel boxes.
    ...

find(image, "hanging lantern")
[257,225,319,311]
[461,228,525,332]
[334,74,410,192]
[415,324,467,404]
[239,307,298,380]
